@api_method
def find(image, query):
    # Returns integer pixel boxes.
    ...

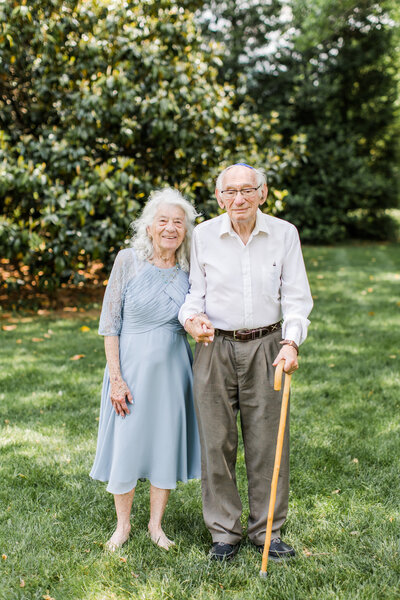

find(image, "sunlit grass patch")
[0,244,399,599]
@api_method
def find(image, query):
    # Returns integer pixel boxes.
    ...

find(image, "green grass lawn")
[1,244,399,600]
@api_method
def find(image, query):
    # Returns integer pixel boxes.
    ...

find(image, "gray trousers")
[193,329,289,545]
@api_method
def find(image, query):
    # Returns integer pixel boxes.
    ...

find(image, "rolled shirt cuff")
[282,316,311,347]
[178,305,203,327]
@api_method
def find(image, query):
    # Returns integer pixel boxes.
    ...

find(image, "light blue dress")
[90,248,201,494]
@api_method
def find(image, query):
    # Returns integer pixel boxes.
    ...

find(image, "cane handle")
[274,359,285,391]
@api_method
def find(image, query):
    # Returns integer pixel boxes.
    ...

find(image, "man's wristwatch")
[280,339,299,353]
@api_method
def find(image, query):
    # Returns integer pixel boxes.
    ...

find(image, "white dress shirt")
[178,210,313,346]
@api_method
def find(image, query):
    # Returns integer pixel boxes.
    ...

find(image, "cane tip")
[259,570,268,578]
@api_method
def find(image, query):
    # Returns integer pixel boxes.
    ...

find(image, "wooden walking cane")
[260,359,292,578]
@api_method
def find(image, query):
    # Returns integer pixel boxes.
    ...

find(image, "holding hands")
[185,313,215,345]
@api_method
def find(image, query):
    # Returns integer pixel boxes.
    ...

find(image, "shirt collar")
[219,209,270,238]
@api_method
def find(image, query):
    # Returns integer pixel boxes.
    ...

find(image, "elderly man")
[179,163,313,561]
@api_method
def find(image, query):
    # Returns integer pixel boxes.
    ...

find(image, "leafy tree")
[198,0,285,92]
[0,0,303,290]
[200,0,400,242]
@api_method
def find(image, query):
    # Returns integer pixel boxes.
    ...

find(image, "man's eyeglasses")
[220,185,261,200]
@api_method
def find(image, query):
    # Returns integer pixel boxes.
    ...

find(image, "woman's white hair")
[131,187,199,272]
[216,164,267,196]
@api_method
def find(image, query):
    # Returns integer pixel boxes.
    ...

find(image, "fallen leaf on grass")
[63,306,77,312]
[80,326,90,332]
[2,324,16,331]
[1,554,7,560]
[16,339,22,344]
[368,311,375,316]
[389,355,396,359]
[350,531,359,535]
[331,489,341,494]
[70,354,85,361]
[20,579,25,588]
[131,572,139,578]
[367,287,373,293]
[316,274,324,279]
[32,338,44,342]
[43,595,55,600]
[329,364,335,368]
[120,557,127,563]
[44,333,52,339]
[352,458,359,463]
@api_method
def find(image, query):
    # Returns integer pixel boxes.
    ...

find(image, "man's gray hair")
[131,187,199,272]
[216,164,267,194]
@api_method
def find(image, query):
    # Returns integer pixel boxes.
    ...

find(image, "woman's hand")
[110,377,133,417]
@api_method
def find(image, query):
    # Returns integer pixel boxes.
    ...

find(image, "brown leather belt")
[215,321,281,342]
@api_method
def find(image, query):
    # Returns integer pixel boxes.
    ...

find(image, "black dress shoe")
[210,541,240,561]
[255,537,295,561]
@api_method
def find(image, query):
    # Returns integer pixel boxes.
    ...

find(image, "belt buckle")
[234,328,249,341]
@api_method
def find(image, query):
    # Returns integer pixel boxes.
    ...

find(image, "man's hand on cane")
[272,343,298,375]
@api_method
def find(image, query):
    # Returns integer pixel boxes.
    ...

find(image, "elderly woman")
[90,188,201,551]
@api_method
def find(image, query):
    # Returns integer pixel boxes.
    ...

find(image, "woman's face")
[147,204,187,256]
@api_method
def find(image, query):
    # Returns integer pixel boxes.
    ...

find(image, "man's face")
[215,166,267,228]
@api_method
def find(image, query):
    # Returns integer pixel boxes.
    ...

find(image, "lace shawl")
[98,248,141,336]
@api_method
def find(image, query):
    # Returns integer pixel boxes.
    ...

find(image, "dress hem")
[90,473,200,495]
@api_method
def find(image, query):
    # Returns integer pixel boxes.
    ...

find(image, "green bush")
[0,0,303,289]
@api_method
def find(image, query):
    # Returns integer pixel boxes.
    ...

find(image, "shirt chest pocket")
[262,263,282,298]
